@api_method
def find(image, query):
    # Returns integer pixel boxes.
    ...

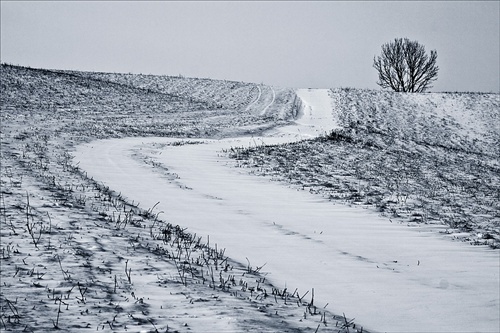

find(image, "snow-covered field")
[1,64,499,332]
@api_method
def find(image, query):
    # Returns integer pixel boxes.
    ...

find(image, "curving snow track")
[260,85,276,116]
[73,89,499,333]
[244,84,276,116]
[245,84,262,112]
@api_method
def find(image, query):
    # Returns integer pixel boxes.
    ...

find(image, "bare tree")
[373,38,439,92]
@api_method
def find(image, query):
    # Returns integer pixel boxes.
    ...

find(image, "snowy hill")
[331,88,499,157]
[1,64,499,332]
[57,68,299,121]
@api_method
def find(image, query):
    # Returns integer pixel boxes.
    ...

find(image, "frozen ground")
[73,89,500,332]
[1,65,499,332]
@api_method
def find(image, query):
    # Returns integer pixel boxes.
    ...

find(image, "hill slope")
[57,68,299,121]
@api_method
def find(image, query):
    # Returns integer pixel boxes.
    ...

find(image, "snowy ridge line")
[59,68,260,110]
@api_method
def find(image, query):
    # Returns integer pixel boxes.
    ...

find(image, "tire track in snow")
[260,85,275,116]
[245,85,262,112]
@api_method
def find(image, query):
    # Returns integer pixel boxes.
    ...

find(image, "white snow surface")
[270,89,339,139]
[73,89,500,333]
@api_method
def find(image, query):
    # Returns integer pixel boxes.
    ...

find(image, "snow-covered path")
[73,89,499,333]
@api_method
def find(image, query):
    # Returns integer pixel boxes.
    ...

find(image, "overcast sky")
[1,1,499,92]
